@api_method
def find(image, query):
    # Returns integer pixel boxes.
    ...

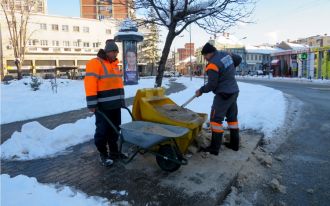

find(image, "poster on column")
[123,41,138,85]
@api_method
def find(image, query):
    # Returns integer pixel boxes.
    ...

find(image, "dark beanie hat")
[201,42,217,55]
[104,39,119,52]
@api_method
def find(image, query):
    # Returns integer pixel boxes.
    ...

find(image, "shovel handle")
[181,95,196,108]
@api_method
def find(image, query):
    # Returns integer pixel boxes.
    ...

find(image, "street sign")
[300,53,307,60]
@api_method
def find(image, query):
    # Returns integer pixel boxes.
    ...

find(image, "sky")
[47,0,330,49]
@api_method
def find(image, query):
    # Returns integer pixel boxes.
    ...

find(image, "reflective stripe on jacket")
[200,51,241,94]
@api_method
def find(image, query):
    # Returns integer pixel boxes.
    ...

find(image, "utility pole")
[189,24,192,81]
[173,46,176,73]
[0,22,4,80]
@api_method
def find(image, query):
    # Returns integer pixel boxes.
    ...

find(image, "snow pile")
[0,107,133,160]
[0,174,129,206]
[1,77,168,124]
[0,118,94,160]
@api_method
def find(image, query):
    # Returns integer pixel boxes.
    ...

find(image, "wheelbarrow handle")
[121,106,135,121]
[95,106,134,136]
[95,109,121,136]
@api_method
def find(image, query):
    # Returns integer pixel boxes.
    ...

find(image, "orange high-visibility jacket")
[84,56,125,110]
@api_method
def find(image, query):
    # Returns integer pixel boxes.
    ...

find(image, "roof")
[245,45,284,54]
[286,42,309,50]
[277,41,309,51]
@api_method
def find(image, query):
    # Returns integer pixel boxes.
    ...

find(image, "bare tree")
[0,0,37,80]
[131,0,255,87]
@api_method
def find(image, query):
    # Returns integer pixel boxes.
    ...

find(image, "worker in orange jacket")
[84,39,125,167]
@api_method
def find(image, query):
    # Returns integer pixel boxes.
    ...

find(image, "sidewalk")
[1,130,262,205]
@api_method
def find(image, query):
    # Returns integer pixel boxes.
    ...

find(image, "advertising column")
[123,41,138,84]
[114,19,144,85]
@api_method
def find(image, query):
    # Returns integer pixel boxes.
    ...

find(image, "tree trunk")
[150,62,154,76]
[15,63,22,80]
[155,30,176,87]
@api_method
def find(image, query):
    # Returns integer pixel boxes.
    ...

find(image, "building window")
[40,23,47,30]
[40,40,48,46]
[83,27,89,33]
[73,41,79,47]
[106,29,111,34]
[107,5,112,14]
[93,42,99,48]
[52,40,59,47]
[259,55,261,61]
[28,40,37,46]
[62,25,69,32]
[63,41,70,47]
[83,42,90,47]
[51,24,59,31]
[73,26,80,32]
[98,15,105,20]
[99,6,106,11]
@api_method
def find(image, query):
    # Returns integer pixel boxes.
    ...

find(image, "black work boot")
[99,153,114,167]
[201,132,223,155]
[225,129,240,151]
[109,143,128,160]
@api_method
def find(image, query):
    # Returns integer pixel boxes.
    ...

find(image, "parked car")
[163,71,173,77]
[171,71,182,77]
[2,75,14,84]
[44,73,55,79]
[256,70,264,75]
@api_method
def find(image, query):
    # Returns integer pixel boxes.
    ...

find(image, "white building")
[0,11,124,77]
[245,45,283,73]
[1,10,154,78]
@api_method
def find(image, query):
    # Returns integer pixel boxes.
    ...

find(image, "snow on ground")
[0,77,168,124]
[0,174,129,206]
[0,107,133,160]
[172,77,286,138]
[236,75,330,84]
[1,77,286,160]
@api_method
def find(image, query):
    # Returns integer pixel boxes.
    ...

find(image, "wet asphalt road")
[238,79,330,205]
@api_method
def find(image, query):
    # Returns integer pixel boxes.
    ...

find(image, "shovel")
[181,95,196,108]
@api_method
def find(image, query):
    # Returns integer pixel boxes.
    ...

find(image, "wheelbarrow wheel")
[156,144,181,172]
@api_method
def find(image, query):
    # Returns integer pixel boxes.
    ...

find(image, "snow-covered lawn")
[0,77,168,124]
[0,174,128,206]
[0,77,286,160]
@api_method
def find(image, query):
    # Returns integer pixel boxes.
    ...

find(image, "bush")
[29,76,42,91]
[2,75,14,84]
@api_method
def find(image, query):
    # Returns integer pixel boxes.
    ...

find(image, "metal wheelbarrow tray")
[97,107,189,172]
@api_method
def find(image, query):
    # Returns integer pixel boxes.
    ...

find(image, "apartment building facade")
[0,11,121,77]
[80,0,133,20]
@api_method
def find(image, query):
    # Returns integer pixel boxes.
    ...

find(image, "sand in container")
[154,104,204,124]
[140,125,178,137]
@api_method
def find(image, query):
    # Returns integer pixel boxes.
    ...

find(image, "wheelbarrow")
[96,107,189,172]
